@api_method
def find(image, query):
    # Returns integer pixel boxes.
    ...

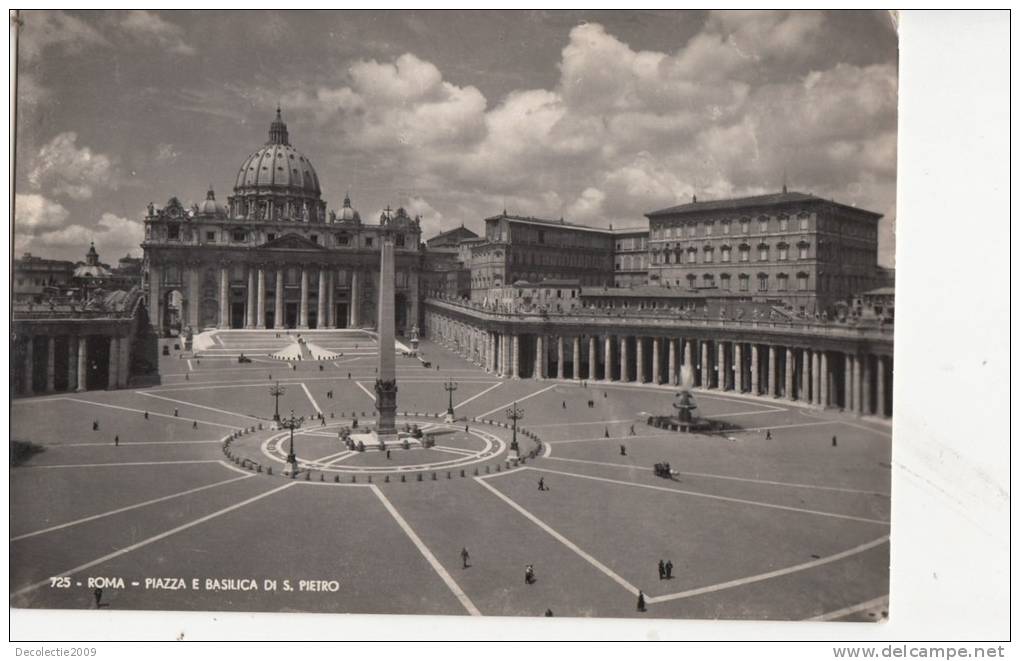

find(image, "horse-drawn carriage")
[653,462,677,479]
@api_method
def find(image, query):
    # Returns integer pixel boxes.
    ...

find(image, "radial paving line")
[528,418,644,429]
[521,466,891,525]
[474,475,639,596]
[451,382,504,412]
[649,538,890,604]
[370,485,481,616]
[806,594,889,621]
[135,391,263,422]
[11,474,254,541]
[17,459,231,469]
[62,398,238,430]
[541,455,889,497]
[52,440,223,447]
[476,384,559,419]
[355,381,377,402]
[10,482,295,598]
[187,359,194,371]
[549,434,670,445]
[300,383,322,415]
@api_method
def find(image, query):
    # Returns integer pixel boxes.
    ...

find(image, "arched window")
[720,273,731,290]
[686,223,697,238]
[740,217,750,234]
[686,274,697,290]
[797,272,809,290]
[739,244,750,262]
[798,241,810,259]
[721,220,731,235]
[705,221,714,236]
[777,273,789,291]
[738,273,750,292]
[758,216,769,233]
[702,273,715,287]
[704,246,714,263]
[758,243,769,261]
[778,214,789,231]
[720,245,732,263]
[757,273,769,292]
[799,212,810,231]
[687,247,698,264]
[777,242,789,261]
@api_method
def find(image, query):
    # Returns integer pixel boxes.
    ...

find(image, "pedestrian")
[386,449,391,460]
[93,588,103,609]
[630,425,635,436]
[658,559,665,580]
[538,477,545,491]
[562,401,566,409]
[143,411,148,420]
[114,435,119,446]
[192,420,197,429]
[348,373,352,379]
[185,373,189,380]
[464,424,469,433]
[92,420,99,431]
[319,364,324,371]
[174,408,179,417]
[765,429,772,440]
[321,417,325,426]
[461,547,470,569]
[665,560,673,580]
[832,435,838,447]
[620,444,627,456]
[637,590,646,612]
[525,564,535,585]
[605,427,610,438]
[603,391,607,398]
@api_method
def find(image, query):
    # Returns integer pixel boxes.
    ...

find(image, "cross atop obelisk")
[374,229,398,438]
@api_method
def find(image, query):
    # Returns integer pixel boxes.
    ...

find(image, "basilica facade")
[141,109,423,336]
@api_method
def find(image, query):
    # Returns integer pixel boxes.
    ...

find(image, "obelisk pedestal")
[374,232,398,442]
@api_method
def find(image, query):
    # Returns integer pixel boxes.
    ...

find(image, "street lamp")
[443,378,458,422]
[505,401,524,456]
[269,384,286,422]
[279,409,304,475]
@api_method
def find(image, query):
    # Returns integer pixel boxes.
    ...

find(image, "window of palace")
[778,243,788,260]
[721,246,731,263]
[704,247,714,263]
[722,220,731,235]
[687,275,697,290]
[739,274,749,291]
[703,274,714,287]
[705,221,714,236]
[779,215,789,231]
[739,245,750,262]
[395,234,405,247]
[777,274,788,291]
[687,224,696,238]
[206,231,216,242]
[365,237,373,248]
[758,274,768,292]
[759,217,768,233]
[758,244,769,261]
[310,235,318,244]
[798,242,809,259]
[167,224,180,241]
[688,248,698,264]
[232,229,246,243]
[720,274,731,290]
[799,213,810,230]
[797,273,809,290]
[741,218,750,234]
[336,233,349,245]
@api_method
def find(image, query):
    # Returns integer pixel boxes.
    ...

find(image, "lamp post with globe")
[269,384,286,423]
[443,378,458,423]
[280,409,304,476]
[505,401,524,457]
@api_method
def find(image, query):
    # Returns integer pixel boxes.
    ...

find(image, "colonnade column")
[573,336,582,381]
[107,337,119,390]
[326,271,335,328]
[785,348,795,401]
[851,354,862,414]
[535,335,545,379]
[667,338,677,386]
[701,341,710,388]
[635,337,645,383]
[45,337,56,393]
[188,267,200,330]
[734,343,743,392]
[218,267,230,329]
[557,336,565,380]
[589,336,598,382]
[717,342,727,391]
[118,334,131,388]
[511,335,520,379]
[844,353,854,411]
[683,339,692,385]
[811,351,821,406]
[801,349,811,402]
[750,344,759,395]
[349,270,361,328]
[317,269,327,329]
[67,335,78,392]
[256,268,266,328]
[767,345,776,397]
[502,334,512,378]
[604,335,614,381]
[274,267,284,329]
[245,267,256,329]
[877,356,888,417]
[23,338,34,395]
[488,333,497,373]
[861,355,872,416]
[652,338,661,385]
[76,336,88,392]
[298,267,309,329]
[149,273,161,337]
[820,352,829,407]
[619,336,629,382]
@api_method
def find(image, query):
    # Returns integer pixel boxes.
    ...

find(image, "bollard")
[447,472,451,480]
[506,461,510,469]
[368,475,372,483]
[473,468,479,476]
[496,464,501,472]
[320,474,325,481]
[267,467,272,475]
[432,472,437,481]
[417,473,422,482]
[384,475,389,483]
[401,474,406,482]
[305,472,311,481]
[486,465,490,473]
[460,469,465,478]
[349,475,355,483]
[257,465,262,473]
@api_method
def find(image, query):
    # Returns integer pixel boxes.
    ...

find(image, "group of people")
[657,559,675,580]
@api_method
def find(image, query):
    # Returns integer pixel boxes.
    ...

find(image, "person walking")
[605,427,610,438]
[143,411,149,420]
[537,477,545,491]
[525,564,535,585]
[658,560,665,580]
[620,444,627,456]
[832,435,838,447]
[92,420,99,431]
[114,435,119,446]
[561,401,566,409]
[665,560,674,580]
[637,590,646,612]
[192,420,198,429]
[460,547,470,569]
[630,425,635,436]
[386,449,391,460]
[765,429,772,440]
[544,608,553,617]
[173,408,179,417]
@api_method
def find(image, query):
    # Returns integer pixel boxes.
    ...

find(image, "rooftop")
[646,190,882,219]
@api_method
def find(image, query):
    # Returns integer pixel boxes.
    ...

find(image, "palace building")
[141,109,423,336]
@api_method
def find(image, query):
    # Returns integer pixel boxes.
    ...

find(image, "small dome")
[198,186,226,216]
[339,193,358,221]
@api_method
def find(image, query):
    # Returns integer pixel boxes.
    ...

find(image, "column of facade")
[589,336,598,382]
[604,335,614,381]
[255,268,267,328]
[635,337,645,383]
[572,336,582,380]
[325,271,335,328]
[43,336,56,393]
[188,267,201,330]
[701,341,710,388]
[851,354,862,414]
[489,333,497,373]
[317,269,327,329]
[801,349,811,402]
[750,344,759,395]
[245,267,256,329]
[717,341,727,391]
[811,350,821,406]
[651,338,661,385]
[218,267,230,329]
[782,347,793,401]
[843,353,853,410]
[273,267,284,329]
[349,270,361,328]
[76,336,88,392]
[149,270,161,337]
[23,337,34,395]
[683,339,692,385]
[733,343,743,392]
[767,345,777,397]
[556,336,565,380]
[879,356,889,417]
[861,354,872,415]
[511,335,520,379]
[107,337,120,390]
[298,267,309,329]
[819,352,829,407]
[502,333,512,378]
[67,335,78,392]
[534,335,545,379]
[667,338,677,386]
[619,336,629,382]
[118,334,131,388]
[409,272,420,332]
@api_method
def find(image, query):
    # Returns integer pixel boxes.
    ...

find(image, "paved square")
[10,330,890,621]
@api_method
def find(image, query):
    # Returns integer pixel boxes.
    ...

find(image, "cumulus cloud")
[18,10,110,63]
[403,196,444,239]
[119,11,195,55]
[14,201,144,260]
[28,132,120,200]
[14,193,70,233]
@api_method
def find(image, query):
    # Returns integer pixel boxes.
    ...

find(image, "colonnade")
[16,332,130,395]
[423,310,893,417]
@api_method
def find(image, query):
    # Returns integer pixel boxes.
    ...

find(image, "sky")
[13,10,898,265]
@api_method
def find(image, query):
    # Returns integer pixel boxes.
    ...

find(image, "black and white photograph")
[6,8,1010,647]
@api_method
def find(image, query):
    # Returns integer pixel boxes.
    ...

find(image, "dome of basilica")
[232,108,321,198]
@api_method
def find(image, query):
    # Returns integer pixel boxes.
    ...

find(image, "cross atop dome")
[268,106,290,146]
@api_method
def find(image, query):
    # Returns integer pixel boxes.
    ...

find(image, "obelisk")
[374,231,398,439]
